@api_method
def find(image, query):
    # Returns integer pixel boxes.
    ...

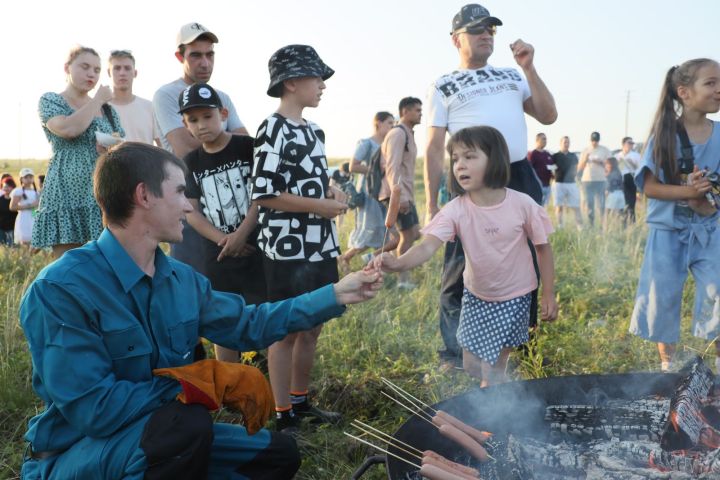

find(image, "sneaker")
[293,404,342,425]
[275,412,301,435]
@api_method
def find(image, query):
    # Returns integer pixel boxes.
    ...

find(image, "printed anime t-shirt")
[184,135,254,235]
[251,114,340,262]
[427,65,531,161]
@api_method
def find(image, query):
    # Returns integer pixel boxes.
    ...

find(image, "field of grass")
[0,157,713,479]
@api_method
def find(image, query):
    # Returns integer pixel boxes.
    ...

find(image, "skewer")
[350,421,423,460]
[343,432,421,470]
[352,419,425,457]
[381,377,438,414]
[380,390,437,426]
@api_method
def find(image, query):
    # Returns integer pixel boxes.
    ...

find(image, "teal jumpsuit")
[20,229,344,479]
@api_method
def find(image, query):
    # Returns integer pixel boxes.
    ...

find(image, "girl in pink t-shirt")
[376,126,557,386]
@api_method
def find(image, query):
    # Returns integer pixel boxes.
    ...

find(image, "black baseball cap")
[591,131,600,141]
[451,4,502,33]
[178,83,223,113]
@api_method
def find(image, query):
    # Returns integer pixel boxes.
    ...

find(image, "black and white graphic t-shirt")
[427,65,531,161]
[184,135,254,235]
[251,114,340,262]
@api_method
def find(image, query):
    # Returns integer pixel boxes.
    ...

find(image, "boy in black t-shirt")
[179,83,267,363]
[251,45,347,433]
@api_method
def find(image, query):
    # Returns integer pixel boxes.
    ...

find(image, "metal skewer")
[350,421,423,460]
[381,377,438,414]
[343,432,421,470]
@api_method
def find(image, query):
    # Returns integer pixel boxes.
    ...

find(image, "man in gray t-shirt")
[153,22,249,278]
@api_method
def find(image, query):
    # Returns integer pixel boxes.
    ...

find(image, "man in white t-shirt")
[424,4,557,369]
[153,22,248,278]
[616,136,641,223]
[578,131,612,226]
[107,51,158,145]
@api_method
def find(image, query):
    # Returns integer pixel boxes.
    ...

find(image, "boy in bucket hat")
[179,83,267,364]
[251,45,347,434]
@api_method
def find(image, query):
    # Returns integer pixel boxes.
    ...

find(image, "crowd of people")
[15,4,720,479]
[525,131,643,229]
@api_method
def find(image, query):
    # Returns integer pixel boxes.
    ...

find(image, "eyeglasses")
[453,24,497,36]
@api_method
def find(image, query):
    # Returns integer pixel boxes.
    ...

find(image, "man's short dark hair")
[536,132,546,140]
[398,97,422,117]
[177,34,215,56]
[94,142,187,227]
[447,126,510,194]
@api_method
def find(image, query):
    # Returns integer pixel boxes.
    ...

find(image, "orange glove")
[153,359,273,435]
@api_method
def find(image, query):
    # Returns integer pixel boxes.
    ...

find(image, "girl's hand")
[315,198,347,219]
[688,166,712,197]
[540,295,558,322]
[373,252,400,272]
[688,197,717,216]
[96,143,108,155]
[94,85,113,105]
[217,230,250,261]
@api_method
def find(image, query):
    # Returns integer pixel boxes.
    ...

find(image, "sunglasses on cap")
[453,24,497,36]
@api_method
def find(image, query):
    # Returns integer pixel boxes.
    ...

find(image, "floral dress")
[33,92,123,248]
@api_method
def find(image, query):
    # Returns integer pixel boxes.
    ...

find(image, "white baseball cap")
[176,22,219,48]
[19,168,34,177]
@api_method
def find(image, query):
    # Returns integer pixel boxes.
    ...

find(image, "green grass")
[0,158,714,479]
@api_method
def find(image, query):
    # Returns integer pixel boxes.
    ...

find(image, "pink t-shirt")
[422,189,553,301]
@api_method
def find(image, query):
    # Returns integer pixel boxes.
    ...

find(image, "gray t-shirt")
[152,78,244,154]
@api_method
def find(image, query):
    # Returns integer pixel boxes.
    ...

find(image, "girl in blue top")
[630,58,720,372]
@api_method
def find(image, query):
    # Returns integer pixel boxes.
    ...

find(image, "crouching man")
[19,142,382,480]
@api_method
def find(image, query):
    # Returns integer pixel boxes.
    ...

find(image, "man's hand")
[540,294,558,322]
[510,39,535,71]
[315,198,348,219]
[333,269,383,305]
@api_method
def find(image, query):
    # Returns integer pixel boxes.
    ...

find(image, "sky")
[5,0,720,163]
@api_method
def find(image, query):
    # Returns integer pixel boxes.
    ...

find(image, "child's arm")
[186,199,225,245]
[217,202,260,261]
[375,235,443,272]
[643,166,711,201]
[535,243,558,322]
[256,193,346,219]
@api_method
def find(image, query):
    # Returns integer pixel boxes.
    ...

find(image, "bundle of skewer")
[344,378,494,480]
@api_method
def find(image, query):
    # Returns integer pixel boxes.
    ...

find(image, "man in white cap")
[424,4,557,369]
[153,22,248,278]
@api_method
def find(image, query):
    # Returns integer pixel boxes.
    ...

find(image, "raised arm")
[376,234,443,272]
[511,40,557,125]
[424,126,448,220]
[45,86,113,139]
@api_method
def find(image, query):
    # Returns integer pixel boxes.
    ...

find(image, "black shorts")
[263,257,339,302]
[203,241,267,305]
[381,200,419,231]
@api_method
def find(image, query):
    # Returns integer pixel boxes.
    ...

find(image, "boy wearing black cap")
[251,45,347,433]
[179,83,266,363]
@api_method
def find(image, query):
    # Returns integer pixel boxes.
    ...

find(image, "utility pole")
[624,90,631,137]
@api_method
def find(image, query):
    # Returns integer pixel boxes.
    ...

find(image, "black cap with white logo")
[451,4,503,33]
[178,83,223,113]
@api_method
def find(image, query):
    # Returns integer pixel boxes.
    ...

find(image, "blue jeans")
[541,185,551,206]
[582,181,606,225]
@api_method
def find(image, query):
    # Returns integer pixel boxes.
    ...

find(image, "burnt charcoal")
[546,398,669,442]
[661,357,715,451]
[700,405,720,430]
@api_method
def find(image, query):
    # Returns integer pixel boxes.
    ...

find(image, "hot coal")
[661,357,716,451]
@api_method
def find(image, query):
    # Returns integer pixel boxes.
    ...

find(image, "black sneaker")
[293,404,342,425]
[275,412,301,435]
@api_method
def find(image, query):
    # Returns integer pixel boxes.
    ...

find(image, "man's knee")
[141,401,214,480]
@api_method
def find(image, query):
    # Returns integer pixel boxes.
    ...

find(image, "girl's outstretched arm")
[535,243,558,321]
[375,235,443,273]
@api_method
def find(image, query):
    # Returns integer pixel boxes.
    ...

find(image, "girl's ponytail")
[649,66,681,184]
